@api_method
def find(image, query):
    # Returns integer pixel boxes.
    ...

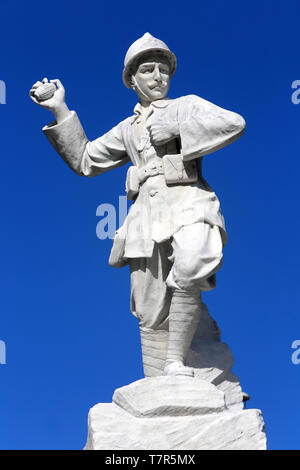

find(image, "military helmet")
[122,32,177,88]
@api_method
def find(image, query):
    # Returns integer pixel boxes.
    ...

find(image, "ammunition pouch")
[125,154,198,200]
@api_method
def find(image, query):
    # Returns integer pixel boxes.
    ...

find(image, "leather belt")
[138,161,164,184]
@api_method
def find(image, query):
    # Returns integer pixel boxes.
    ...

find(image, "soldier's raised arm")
[30,78,129,177]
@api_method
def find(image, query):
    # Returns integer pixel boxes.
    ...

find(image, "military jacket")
[43,95,245,261]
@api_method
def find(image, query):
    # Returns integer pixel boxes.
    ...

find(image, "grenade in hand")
[34,82,56,101]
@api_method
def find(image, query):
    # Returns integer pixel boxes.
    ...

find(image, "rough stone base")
[85,377,267,450]
[140,302,245,413]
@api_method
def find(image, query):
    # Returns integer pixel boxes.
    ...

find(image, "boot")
[164,289,201,377]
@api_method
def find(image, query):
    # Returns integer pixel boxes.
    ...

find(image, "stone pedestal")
[85,376,267,450]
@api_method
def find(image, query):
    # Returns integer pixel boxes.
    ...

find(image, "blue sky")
[0,0,299,450]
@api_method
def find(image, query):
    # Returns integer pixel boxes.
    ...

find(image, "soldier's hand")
[29,78,71,123]
[147,118,179,145]
[29,78,66,111]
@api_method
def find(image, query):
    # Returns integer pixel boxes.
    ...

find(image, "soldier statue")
[30,33,245,378]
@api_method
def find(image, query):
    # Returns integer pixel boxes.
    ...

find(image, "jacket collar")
[132,98,171,124]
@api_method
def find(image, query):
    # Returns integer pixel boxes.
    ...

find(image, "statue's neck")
[139,99,151,108]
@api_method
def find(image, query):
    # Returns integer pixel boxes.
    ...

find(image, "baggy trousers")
[129,222,224,375]
[129,222,223,329]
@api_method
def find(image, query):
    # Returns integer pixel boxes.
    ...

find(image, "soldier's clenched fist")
[29,78,70,124]
[147,117,179,145]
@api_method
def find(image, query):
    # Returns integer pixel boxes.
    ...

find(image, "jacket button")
[149,189,157,197]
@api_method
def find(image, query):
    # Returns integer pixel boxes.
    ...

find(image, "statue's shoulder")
[177,94,209,105]
[112,115,133,133]
[175,95,228,115]
[170,94,208,110]
[119,115,133,126]
[167,95,198,104]
[177,94,200,100]
[155,95,201,111]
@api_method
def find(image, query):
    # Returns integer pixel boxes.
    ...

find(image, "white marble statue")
[30,33,246,379]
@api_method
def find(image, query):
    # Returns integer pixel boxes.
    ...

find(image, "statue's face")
[131,54,171,102]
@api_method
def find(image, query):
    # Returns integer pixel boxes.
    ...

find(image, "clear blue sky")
[0,0,299,450]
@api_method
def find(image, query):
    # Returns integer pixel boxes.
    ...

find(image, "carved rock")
[85,377,267,450]
[140,302,244,412]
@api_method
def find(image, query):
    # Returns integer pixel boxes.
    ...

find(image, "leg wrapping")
[166,289,201,366]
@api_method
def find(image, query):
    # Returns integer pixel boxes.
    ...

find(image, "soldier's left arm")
[178,95,246,162]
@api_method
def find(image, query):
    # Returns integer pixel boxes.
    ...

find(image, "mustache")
[148,81,168,90]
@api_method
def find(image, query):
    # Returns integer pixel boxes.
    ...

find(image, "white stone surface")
[30,34,247,391]
[113,377,226,417]
[85,377,267,450]
[140,303,245,412]
[31,36,263,451]
[188,302,244,412]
